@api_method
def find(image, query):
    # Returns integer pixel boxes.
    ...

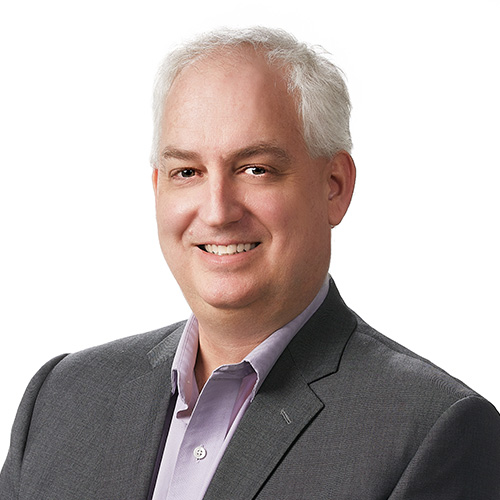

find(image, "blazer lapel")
[204,278,357,500]
[96,326,183,499]
[203,348,324,500]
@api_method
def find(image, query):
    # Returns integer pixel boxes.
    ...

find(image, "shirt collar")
[171,275,330,404]
[170,314,199,408]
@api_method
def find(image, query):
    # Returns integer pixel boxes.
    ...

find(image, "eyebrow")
[161,148,200,162]
[231,143,292,164]
[161,142,292,165]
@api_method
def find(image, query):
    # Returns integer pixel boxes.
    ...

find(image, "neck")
[192,279,327,389]
[194,310,275,390]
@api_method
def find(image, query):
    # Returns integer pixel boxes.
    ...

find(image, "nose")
[198,172,244,227]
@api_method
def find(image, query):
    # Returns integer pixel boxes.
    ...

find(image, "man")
[1,27,499,500]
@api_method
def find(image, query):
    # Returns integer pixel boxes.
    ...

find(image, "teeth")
[204,243,257,255]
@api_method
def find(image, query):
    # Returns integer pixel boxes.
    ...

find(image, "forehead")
[165,50,297,123]
[159,49,304,156]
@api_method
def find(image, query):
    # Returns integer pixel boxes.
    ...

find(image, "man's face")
[153,51,340,325]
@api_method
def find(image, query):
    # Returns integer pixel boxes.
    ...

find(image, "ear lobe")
[327,151,356,228]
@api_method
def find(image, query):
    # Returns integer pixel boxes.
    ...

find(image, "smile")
[199,243,259,255]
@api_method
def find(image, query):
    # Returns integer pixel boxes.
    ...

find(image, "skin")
[152,49,356,388]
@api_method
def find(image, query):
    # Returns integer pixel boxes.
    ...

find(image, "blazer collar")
[148,323,185,369]
[286,277,357,383]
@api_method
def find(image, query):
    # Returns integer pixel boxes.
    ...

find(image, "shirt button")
[193,445,207,460]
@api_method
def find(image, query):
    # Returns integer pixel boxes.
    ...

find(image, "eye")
[178,169,196,178]
[170,168,197,179]
[244,166,267,176]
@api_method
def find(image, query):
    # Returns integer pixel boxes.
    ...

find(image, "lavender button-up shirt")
[152,276,329,500]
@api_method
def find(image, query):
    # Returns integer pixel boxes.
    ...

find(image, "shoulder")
[307,309,500,452]
[305,314,500,496]
[335,314,500,458]
[43,321,186,390]
[0,321,185,496]
[347,315,477,403]
[13,320,185,424]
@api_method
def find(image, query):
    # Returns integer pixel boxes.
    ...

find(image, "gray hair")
[150,27,352,166]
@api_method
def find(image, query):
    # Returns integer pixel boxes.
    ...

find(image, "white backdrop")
[1,0,499,461]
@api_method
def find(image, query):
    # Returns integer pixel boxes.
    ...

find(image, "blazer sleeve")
[388,395,500,500]
[0,354,68,499]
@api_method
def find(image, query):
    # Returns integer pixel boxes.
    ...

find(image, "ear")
[327,151,356,228]
[152,168,159,202]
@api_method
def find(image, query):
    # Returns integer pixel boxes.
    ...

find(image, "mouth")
[198,243,260,256]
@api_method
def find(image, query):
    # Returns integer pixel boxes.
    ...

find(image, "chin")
[202,292,256,311]
[193,280,264,312]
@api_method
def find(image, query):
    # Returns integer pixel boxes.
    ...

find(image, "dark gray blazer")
[2,279,500,499]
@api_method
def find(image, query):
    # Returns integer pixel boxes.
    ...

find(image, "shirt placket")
[166,371,244,500]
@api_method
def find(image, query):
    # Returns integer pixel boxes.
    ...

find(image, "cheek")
[272,185,328,230]
[156,193,195,241]
[247,191,293,232]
